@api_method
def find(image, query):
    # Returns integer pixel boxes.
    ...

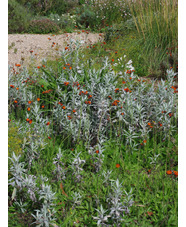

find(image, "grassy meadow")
[8,0,178,226]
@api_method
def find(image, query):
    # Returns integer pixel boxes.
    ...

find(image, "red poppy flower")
[10,85,14,88]
[72,109,76,113]
[122,81,126,84]
[111,59,114,62]
[37,66,41,69]
[96,150,99,154]
[115,88,119,93]
[48,136,51,139]
[116,164,120,168]
[29,119,32,124]
[41,85,44,88]
[8,119,11,122]
[173,171,178,177]
[46,122,50,126]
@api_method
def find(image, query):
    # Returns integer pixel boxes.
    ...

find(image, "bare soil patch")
[8,32,103,67]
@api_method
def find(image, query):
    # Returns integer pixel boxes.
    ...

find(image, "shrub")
[27,18,60,34]
[49,13,77,29]
[47,0,79,15]
[75,5,97,29]
[8,0,31,33]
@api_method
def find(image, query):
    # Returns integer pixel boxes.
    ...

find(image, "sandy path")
[8,32,103,67]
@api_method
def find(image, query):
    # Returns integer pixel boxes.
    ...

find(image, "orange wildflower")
[10,85,14,88]
[72,109,76,113]
[27,107,31,111]
[88,101,91,104]
[48,136,51,139]
[63,67,66,70]
[115,88,119,93]
[65,47,68,50]
[14,100,18,104]
[67,116,72,120]
[37,98,40,101]
[122,81,126,84]
[41,85,44,88]
[124,88,129,92]
[168,112,173,118]
[42,65,46,68]
[96,150,99,154]
[166,170,172,175]
[41,105,45,109]
[64,82,69,86]
[121,113,124,115]
[26,118,29,122]
[69,67,72,70]
[143,140,147,143]
[116,164,120,168]
[29,119,32,124]
[37,66,41,69]
[46,122,50,126]
[28,101,32,104]
[173,171,178,177]
[16,87,19,90]
[147,122,151,126]
[15,64,21,67]
[62,106,66,109]
[111,59,114,62]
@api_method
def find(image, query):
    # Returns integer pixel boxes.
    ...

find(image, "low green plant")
[27,18,60,34]
[8,123,23,157]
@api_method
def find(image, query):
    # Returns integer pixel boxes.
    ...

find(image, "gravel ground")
[8,32,103,67]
